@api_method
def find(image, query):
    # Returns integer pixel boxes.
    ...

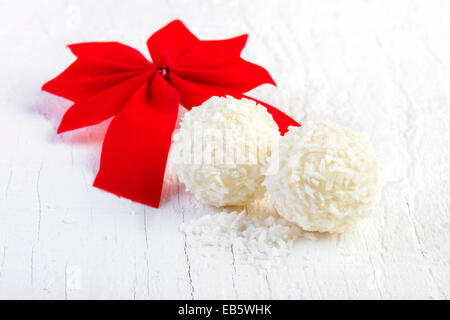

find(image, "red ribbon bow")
[42,20,299,208]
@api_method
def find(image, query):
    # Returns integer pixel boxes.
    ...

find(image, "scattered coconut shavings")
[181,210,316,267]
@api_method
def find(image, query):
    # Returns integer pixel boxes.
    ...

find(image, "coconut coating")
[264,121,380,233]
[172,96,280,206]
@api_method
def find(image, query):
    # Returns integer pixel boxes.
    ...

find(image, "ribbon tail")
[241,95,300,135]
[93,75,180,207]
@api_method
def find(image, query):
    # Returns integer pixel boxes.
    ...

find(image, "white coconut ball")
[172,96,280,207]
[264,121,380,233]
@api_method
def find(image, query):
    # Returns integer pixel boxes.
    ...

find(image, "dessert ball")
[172,96,280,206]
[264,121,380,233]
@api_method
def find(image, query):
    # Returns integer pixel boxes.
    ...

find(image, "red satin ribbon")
[42,20,300,208]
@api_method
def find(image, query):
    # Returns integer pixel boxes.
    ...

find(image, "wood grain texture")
[0,0,449,299]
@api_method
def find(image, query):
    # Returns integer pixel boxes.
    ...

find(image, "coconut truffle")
[172,96,280,207]
[264,121,380,233]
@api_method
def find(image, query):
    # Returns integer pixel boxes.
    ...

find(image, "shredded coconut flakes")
[181,210,316,267]
[264,121,381,233]
[172,96,280,207]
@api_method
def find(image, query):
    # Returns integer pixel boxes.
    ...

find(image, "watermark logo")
[172,125,279,174]
[66,5,81,30]
[66,264,81,291]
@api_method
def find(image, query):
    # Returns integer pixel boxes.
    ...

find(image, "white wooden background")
[0,0,449,299]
